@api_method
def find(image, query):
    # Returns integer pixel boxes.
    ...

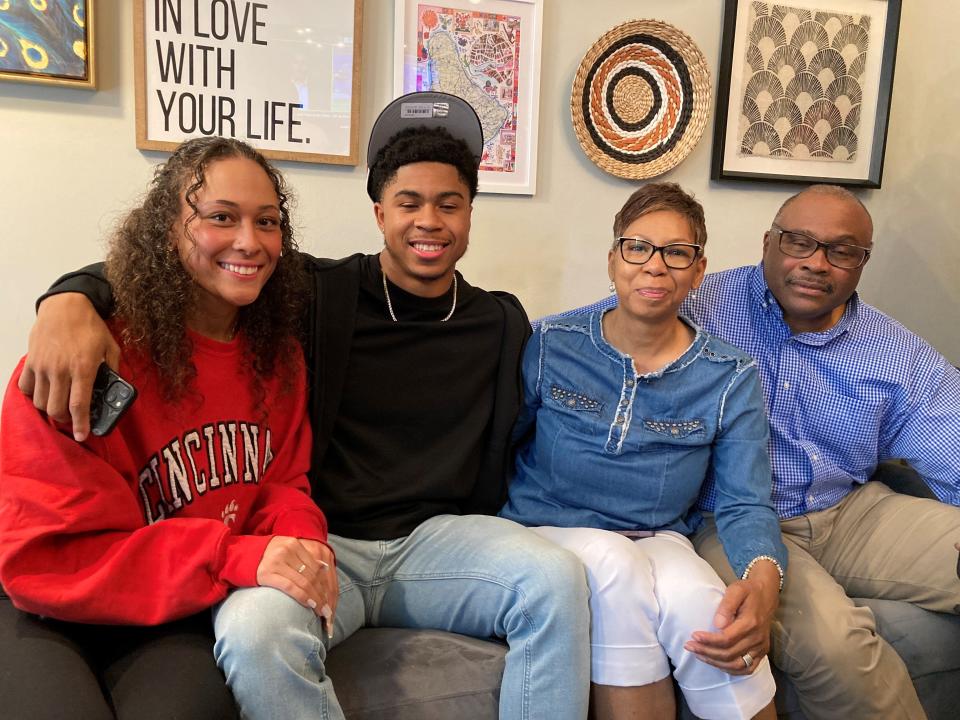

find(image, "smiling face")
[608,209,706,327]
[762,191,873,334]
[374,161,472,298]
[174,156,282,338]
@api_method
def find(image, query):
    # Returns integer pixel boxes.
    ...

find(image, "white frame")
[134,0,362,165]
[394,0,544,195]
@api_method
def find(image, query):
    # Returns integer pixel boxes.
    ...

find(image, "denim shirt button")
[625,378,635,387]
[614,416,624,425]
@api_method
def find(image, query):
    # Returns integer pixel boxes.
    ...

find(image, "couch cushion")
[689,600,960,720]
[325,628,505,720]
[330,610,960,720]
[859,598,960,720]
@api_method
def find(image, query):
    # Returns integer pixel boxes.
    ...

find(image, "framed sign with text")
[134,0,362,164]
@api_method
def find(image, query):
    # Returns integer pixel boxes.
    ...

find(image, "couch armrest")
[871,461,936,500]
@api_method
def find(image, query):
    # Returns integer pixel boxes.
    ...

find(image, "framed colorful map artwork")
[394,0,544,194]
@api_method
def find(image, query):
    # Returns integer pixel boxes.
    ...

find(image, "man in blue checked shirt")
[556,184,960,720]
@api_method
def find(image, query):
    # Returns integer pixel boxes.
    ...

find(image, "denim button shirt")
[543,265,960,516]
[501,311,787,578]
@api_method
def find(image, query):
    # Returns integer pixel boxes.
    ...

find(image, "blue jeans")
[213,514,591,720]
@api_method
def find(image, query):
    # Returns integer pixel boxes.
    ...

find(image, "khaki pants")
[694,482,960,720]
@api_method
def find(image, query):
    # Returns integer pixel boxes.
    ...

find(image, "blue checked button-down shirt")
[544,264,960,518]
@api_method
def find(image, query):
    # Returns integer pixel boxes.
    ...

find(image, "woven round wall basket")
[571,19,711,180]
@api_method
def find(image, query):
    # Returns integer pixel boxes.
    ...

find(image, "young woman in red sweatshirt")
[0,138,335,719]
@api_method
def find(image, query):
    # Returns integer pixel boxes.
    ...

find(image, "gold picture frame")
[0,0,96,89]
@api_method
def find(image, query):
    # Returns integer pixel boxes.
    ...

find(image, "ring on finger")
[297,563,307,574]
[741,652,754,669]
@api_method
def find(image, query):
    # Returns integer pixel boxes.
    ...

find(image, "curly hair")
[105,137,307,402]
[612,182,707,250]
[367,126,479,202]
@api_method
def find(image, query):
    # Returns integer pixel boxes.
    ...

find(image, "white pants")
[531,527,775,720]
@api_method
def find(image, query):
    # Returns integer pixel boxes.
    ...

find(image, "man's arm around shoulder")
[22,262,118,442]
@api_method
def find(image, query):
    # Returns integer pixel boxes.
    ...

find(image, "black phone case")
[90,364,137,436]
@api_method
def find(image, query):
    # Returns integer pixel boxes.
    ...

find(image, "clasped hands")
[257,536,339,638]
[683,560,781,676]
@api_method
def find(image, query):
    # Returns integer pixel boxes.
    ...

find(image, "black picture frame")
[710,0,901,188]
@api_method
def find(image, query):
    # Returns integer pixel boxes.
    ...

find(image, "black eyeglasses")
[617,237,702,269]
[770,225,871,269]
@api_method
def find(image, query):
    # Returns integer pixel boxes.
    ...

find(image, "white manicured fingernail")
[321,604,334,638]
[307,598,317,609]
[318,559,330,569]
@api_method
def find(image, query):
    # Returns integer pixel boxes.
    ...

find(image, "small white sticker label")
[400,101,449,118]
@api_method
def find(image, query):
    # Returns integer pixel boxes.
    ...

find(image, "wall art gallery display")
[134,0,362,165]
[395,0,543,194]
[0,0,95,88]
[712,0,901,186]
[570,19,712,180]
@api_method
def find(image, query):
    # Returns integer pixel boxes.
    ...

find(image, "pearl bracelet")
[741,555,784,591]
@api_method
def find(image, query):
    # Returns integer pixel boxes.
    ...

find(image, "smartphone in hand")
[90,363,137,436]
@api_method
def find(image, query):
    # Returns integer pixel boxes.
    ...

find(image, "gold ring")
[742,652,754,669]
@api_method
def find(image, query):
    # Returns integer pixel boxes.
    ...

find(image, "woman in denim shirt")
[501,184,786,720]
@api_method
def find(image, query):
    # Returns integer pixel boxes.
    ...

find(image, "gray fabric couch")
[324,466,960,719]
[324,602,960,720]
[325,629,503,719]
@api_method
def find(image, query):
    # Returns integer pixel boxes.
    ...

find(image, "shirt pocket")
[641,418,706,448]
[546,385,604,414]
[801,392,881,467]
[544,384,606,436]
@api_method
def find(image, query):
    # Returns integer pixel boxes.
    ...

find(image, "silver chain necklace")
[381,271,458,322]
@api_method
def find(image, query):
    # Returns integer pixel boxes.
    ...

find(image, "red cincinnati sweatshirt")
[0,330,326,625]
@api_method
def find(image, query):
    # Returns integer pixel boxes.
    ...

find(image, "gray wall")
[2,0,957,385]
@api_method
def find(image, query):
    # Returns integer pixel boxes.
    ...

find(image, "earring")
[689,287,698,300]
[608,281,616,293]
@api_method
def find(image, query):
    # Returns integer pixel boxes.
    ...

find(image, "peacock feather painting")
[0,0,94,87]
